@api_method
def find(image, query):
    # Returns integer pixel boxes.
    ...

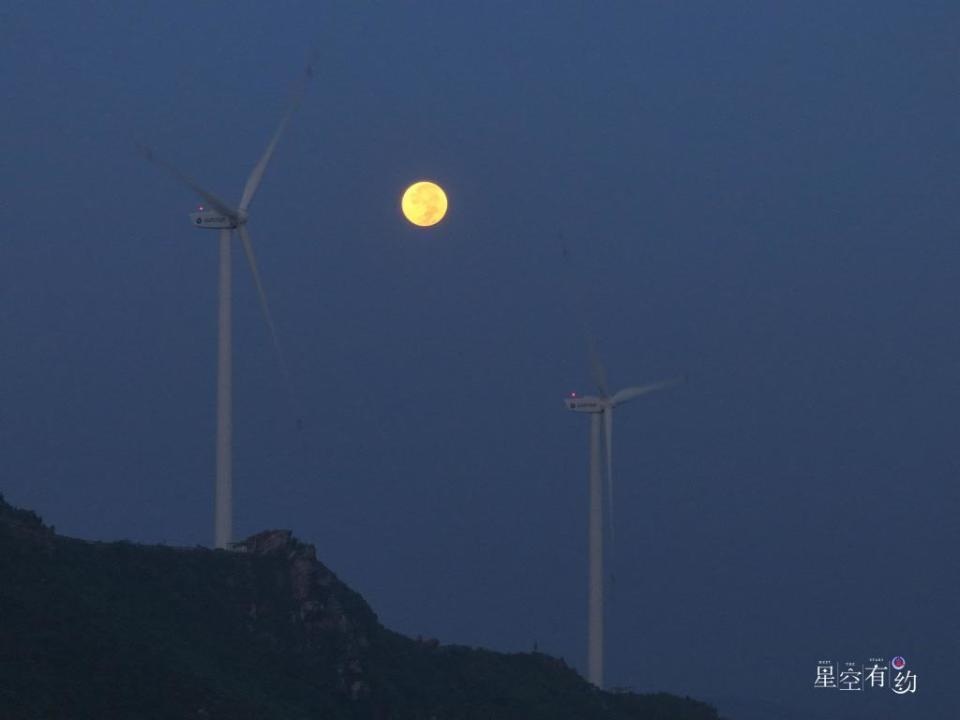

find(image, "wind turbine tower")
[565,348,681,688]
[143,62,312,548]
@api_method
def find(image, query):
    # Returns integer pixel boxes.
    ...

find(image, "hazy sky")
[2,2,958,718]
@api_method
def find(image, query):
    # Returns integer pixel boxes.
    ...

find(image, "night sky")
[2,3,958,718]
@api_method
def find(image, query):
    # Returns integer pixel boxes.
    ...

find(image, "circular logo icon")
[891,656,906,670]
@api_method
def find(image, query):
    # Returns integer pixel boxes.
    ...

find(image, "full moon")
[401,181,448,227]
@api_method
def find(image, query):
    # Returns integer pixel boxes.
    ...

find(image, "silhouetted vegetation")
[0,494,725,719]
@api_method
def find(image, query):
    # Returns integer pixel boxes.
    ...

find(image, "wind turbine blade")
[239,227,313,492]
[237,225,289,381]
[588,336,610,399]
[558,236,610,397]
[138,144,239,219]
[604,407,614,548]
[611,375,685,406]
[238,60,314,213]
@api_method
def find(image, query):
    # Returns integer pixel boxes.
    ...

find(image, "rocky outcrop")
[233,529,372,699]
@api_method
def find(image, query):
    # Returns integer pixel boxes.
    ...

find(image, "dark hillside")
[0,494,725,720]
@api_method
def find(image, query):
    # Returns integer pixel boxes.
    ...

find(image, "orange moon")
[401,181,448,227]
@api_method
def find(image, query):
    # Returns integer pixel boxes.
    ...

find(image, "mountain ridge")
[0,493,726,720]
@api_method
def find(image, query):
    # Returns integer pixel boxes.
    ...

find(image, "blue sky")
[2,2,958,717]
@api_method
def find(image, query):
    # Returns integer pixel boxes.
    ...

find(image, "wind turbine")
[141,62,312,549]
[564,341,681,688]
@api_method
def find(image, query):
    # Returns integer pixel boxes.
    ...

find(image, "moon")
[401,181,448,227]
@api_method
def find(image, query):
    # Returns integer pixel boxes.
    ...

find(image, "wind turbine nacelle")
[190,208,236,229]
[565,394,606,413]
